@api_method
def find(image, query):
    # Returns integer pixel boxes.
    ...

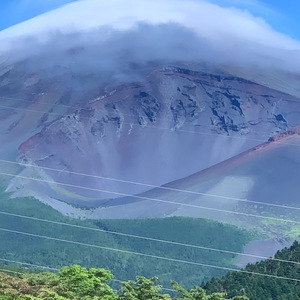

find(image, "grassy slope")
[0,184,252,288]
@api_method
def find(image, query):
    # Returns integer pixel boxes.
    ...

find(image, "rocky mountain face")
[4,66,299,207]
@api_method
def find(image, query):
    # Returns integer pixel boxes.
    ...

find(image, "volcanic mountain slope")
[86,125,300,224]
[51,124,300,267]
[0,54,114,160]
[32,124,300,240]
[6,67,300,206]
[167,125,300,224]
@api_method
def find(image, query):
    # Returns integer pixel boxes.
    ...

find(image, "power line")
[0,101,266,143]
[0,93,286,138]
[0,259,119,293]
[0,103,68,118]
[1,74,300,287]
[1,171,300,225]
[0,268,23,275]
[1,88,300,138]
[126,121,300,147]
[1,98,299,283]
[0,258,58,271]
[0,210,299,266]
[0,96,77,109]
[0,96,136,123]
[1,158,300,211]
[0,257,176,292]
[0,96,278,142]
[0,227,299,283]
[0,226,238,269]
[2,97,300,148]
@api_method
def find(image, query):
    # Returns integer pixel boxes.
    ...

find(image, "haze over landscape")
[0,0,300,297]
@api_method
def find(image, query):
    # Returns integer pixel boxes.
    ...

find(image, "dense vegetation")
[0,184,251,288]
[1,241,300,299]
[0,264,248,300]
[203,241,300,300]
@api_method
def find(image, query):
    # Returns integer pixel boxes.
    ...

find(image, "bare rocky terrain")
[3,66,299,206]
[0,34,300,269]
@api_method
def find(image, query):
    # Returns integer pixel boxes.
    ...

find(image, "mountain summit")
[1,0,300,269]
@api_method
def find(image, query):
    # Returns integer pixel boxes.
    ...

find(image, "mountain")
[3,66,300,208]
[1,0,300,279]
[1,50,300,234]
[65,124,299,266]
[203,240,300,300]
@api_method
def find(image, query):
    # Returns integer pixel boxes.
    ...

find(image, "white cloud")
[205,0,273,13]
[0,0,299,51]
[0,0,300,79]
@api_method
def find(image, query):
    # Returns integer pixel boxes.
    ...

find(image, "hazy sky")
[0,0,300,40]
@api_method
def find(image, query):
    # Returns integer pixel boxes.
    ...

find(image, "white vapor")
[0,0,299,50]
[0,0,300,88]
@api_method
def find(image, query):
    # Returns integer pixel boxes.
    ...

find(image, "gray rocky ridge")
[7,67,300,208]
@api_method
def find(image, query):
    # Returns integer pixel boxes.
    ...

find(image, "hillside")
[5,66,300,209]
[203,241,300,300]
[0,265,248,300]
[0,2,300,299]
[1,241,300,299]
[0,184,251,289]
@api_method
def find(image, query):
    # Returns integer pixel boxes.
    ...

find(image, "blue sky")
[0,0,77,30]
[0,0,300,41]
[210,0,300,40]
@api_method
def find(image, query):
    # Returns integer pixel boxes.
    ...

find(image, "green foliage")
[0,184,251,289]
[172,281,247,300]
[24,271,60,287]
[120,276,171,300]
[203,241,300,300]
[0,263,270,300]
[173,281,207,299]
[0,265,118,300]
[58,265,118,299]
[118,276,249,300]
[0,264,249,300]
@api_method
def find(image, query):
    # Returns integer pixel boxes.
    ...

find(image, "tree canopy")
[0,265,247,300]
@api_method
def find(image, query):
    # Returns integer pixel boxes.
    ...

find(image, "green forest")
[203,241,300,300]
[0,241,299,299]
[0,185,252,288]
[0,264,247,300]
[1,183,299,299]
